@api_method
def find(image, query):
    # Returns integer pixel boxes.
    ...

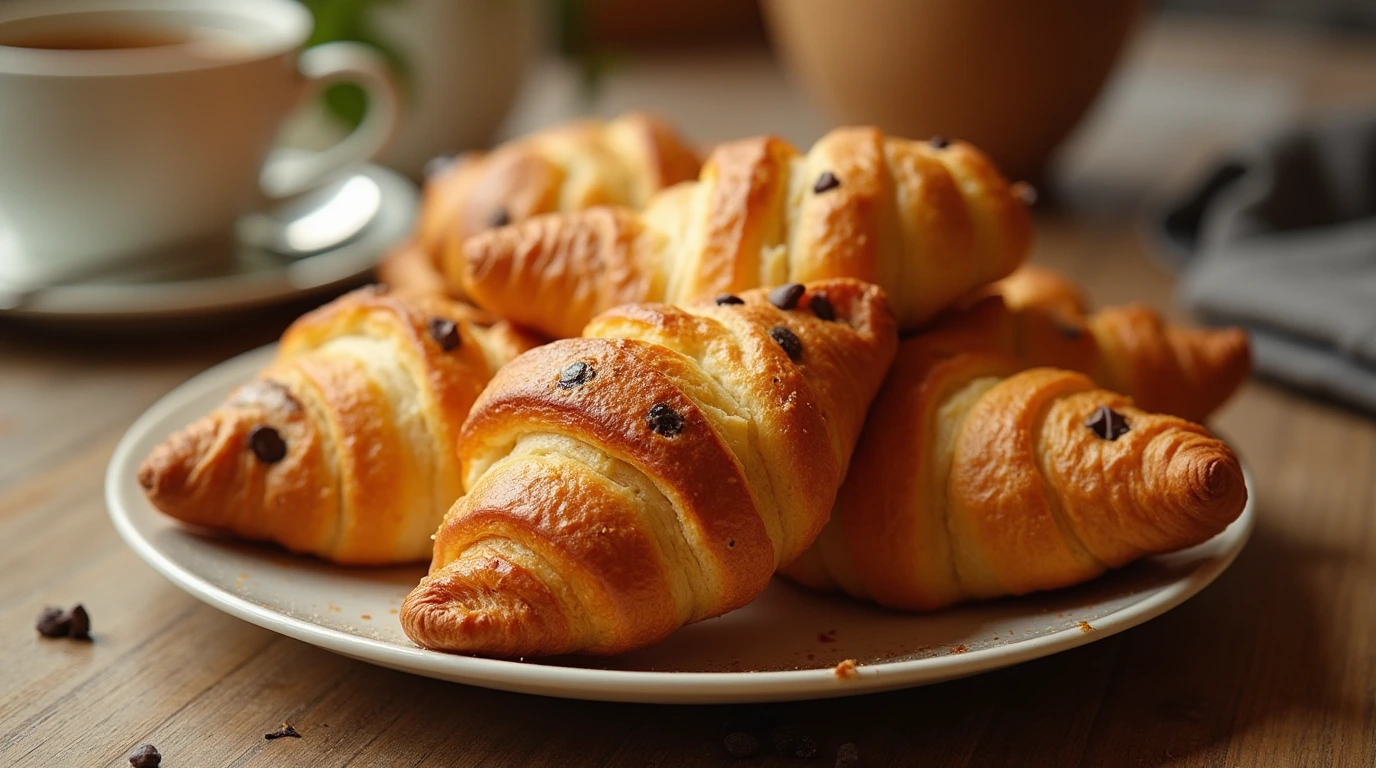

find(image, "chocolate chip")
[1085,405,1130,441]
[715,294,745,306]
[929,135,950,149]
[423,154,456,179]
[36,606,71,638]
[1056,322,1084,340]
[836,742,863,767]
[769,326,803,361]
[128,744,161,768]
[265,724,301,740]
[809,292,836,321]
[68,604,91,640]
[813,171,841,194]
[490,208,511,228]
[724,731,758,759]
[428,317,462,351]
[769,283,805,310]
[248,426,287,463]
[558,361,594,389]
[646,403,684,437]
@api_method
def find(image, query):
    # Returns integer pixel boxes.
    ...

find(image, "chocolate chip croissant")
[781,339,1249,611]
[137,288,542,565]
[937,265,1251,422]
[378,112,702,298]
[458,127,1032,338]
[401,279,898,657]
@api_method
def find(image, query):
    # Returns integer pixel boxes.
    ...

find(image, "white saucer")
[1,163,417,324]
[106,345,1256,703]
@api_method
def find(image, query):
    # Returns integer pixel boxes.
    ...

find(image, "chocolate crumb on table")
[35,604,91,640]
[834,659,859,680]
[265,723,301,740]
[127,743,161,768]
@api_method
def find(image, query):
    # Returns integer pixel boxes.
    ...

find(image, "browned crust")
[406,278,897,656]
[137,287,537,565]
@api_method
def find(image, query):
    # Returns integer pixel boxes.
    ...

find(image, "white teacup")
[0,0,400,284]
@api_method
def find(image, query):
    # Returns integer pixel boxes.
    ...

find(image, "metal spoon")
[0,173,383,311]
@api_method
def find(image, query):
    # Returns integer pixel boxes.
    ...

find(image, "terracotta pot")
[761,0,1143,182]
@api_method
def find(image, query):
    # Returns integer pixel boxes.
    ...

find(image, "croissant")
[402,279,898,656]
[378,113,702,298]
[781,341,1248,611]
[930,266,1250,422]
[137,287,542,565]
[972,264,1091,325]
[459,127,1033,338]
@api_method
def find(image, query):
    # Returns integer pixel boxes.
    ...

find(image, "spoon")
[0,173,383,311]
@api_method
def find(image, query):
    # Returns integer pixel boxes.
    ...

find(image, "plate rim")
[106,345,1256,703]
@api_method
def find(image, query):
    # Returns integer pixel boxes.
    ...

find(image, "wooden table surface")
[3,15,1375,768]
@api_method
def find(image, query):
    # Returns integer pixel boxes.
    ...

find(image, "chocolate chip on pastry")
[812,170,841,194]
[1085,405,1130,441]
[428,317,462,351]
[558,361,595,389]
[645,403,684,437]
[808,292,836,322]
[769,283,805,311]
[715,294,745,306]
[247,425,287,463]
[769,326,803,361]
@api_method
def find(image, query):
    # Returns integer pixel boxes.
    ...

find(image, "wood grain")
[3,15,1375,768]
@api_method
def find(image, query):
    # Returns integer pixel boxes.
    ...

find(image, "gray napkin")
[1155,110,1376,413]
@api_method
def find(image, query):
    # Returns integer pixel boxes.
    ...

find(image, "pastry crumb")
[949,644,968,654]
[833,659,860,680]
[1078,621,1094,633]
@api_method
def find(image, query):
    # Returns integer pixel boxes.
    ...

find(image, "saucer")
[0,161,417,325]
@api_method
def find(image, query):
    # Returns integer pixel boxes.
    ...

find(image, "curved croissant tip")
[401,555,573,658]
[1174,443,1248,532]
[138,419,217,507]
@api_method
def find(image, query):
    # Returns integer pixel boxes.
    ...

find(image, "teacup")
[0,0,400,284]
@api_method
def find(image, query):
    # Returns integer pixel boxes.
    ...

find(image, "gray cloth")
[1155,110,1376,413]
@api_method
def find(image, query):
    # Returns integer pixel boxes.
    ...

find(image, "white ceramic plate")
[1,161,417,325]
[107,346,1256,704]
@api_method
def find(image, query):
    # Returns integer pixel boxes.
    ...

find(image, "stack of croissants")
[138,114,1252,658]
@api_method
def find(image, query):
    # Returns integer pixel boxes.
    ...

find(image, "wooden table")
[3,14,1375,767]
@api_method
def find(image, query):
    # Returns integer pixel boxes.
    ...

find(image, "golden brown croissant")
[459,127,1033,338]
[973,264,1091,325]
[377,113,701,298]
[137,287,542,565]
[930,267,1250,422]
[783,341,1248,611]
[401,279,898,656]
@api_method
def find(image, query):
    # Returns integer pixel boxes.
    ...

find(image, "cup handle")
[260,41,401,200]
